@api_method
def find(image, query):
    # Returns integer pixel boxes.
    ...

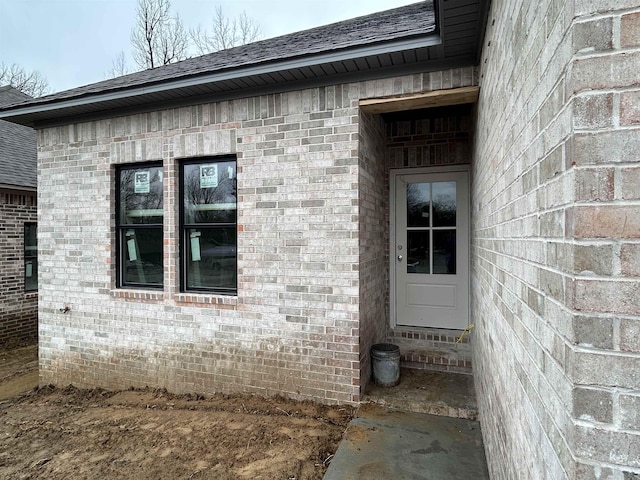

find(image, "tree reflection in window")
[181,159,237,294]
[406,181,457,275]
[120,168,164,225]
[116,164,164,288]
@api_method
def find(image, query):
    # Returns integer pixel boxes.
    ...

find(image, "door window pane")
[405,179,458,275]
[432,181,456,227]
[407,183,430,227]
[407,231,430,274]
[433,230,456,274]
[122,228,164,286]
[186,227,237,290]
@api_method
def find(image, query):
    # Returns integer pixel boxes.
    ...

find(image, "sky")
[0,0,418,94]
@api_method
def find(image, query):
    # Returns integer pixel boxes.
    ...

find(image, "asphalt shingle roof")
[2,2,434,109]
[0,86,37,188]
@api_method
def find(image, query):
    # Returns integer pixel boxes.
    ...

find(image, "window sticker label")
[26,262,33,277]
[190,231,202,261]
[126,230,138,261]
[134,171,150,193]
[200,165,218,188]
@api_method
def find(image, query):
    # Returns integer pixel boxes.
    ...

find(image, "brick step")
[399,346,473,375]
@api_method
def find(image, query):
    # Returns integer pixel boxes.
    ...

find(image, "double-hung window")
[180,158,237,294]
[24,223,37,292]
[116,163,164,289]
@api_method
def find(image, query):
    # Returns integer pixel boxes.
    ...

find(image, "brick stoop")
[400,346,473,375]
[388,327,473,375]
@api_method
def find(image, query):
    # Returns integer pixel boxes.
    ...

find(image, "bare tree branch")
[120,1,260,77]
[236,11,261,47]
[158,13,189,66]
[105,51,132,79]
[131,0,168,69]
[190,6,261,55]
[131,0,187,69]
[0,63,50,97]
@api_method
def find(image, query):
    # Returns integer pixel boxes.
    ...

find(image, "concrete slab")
[364,369,477,419]
[324,404,489,480]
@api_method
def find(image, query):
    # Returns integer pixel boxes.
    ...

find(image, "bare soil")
[0,346,354,480]
[0,344,39,402]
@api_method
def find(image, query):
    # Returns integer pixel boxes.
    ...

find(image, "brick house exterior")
[0,86,38,344]
[474,1,640,478]
[1,1,639,478]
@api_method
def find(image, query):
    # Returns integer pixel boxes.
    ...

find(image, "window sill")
[111,289,165,302]
[174,292,238,308]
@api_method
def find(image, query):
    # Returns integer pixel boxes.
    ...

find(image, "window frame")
[179,157,238,295]
[115,162,164,290]
[24,222,37,292]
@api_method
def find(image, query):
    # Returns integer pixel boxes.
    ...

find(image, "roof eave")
[0,33,441,126]
[0,183,37,192]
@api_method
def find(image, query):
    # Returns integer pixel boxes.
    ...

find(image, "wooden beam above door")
[359,86,479,115]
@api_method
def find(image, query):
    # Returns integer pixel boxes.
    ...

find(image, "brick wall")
[37,90,363,403]
[473,0,640,478]
[386,105,473,169]
[0,190,37,344]
[358,111,387,389]
[36,67,478,403]
[569,2,640,477]
[473,0,577,477]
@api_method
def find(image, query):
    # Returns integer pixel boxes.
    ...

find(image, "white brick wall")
[37,90,362,403]
[358,111,387,388]
[37,68,478,404]
[473,0,640,478]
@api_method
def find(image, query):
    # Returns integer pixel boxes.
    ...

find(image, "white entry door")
[391,168,469,330]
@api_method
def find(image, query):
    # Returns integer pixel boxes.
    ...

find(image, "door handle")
[397,255,403,261]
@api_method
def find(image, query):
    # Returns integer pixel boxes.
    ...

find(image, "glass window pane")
[120,166,163,225]
[184,162,237,224]
[433,230,456,274]
[24,224,37,291]
[25,224,37,251]
[122,228,163,286]
[25,260,38,291]
[407,231,430,274]
[432,181,456,227]
[407,183,431,227]
[186,227,237,290]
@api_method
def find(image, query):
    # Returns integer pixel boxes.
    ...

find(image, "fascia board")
[0,34,441,121]
[0,184,37,192]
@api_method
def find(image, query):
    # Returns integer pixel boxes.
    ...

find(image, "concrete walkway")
[324,369,490,480]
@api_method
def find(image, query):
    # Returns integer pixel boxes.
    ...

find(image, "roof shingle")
[0,87,36,189]
[2,2,434,109]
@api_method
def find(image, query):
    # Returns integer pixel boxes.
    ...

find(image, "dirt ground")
[0,345,355,480]
[0,344,39,402]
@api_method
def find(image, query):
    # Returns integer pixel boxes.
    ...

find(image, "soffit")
[0,0,489,128]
